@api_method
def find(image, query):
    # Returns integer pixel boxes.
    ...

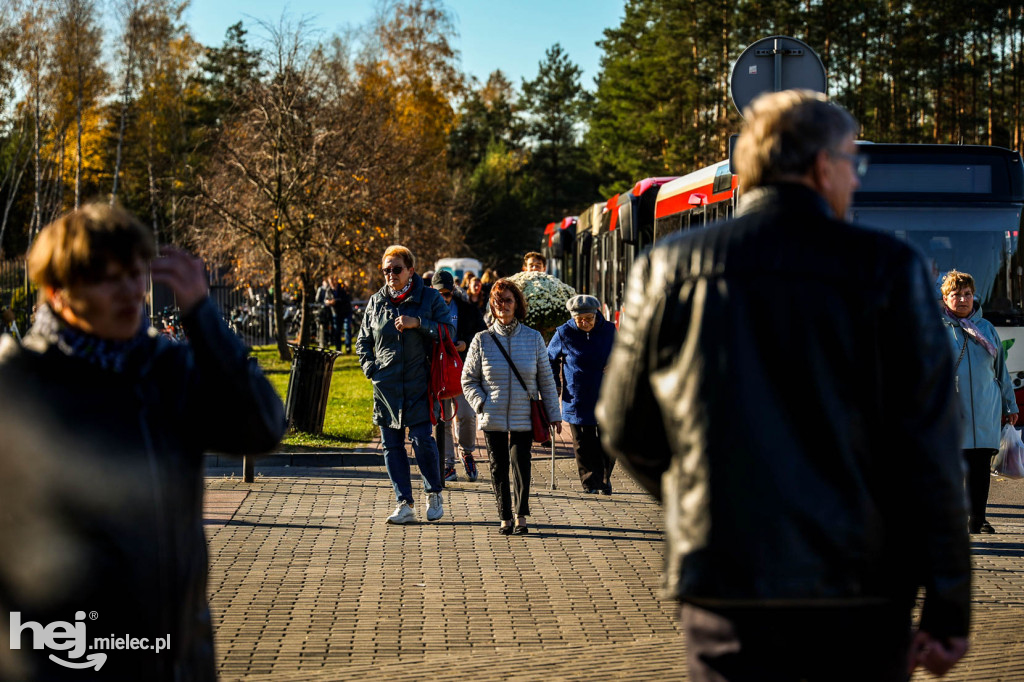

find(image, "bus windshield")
[852,206,1024,324]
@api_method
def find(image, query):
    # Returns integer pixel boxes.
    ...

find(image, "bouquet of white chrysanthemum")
[506,271,577,335]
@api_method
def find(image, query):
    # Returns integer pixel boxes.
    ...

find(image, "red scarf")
[388,281,414,305]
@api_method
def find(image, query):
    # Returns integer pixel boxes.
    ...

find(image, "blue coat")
[942,305,1017,450]
[547,314,615,425]
[356,274,454,429]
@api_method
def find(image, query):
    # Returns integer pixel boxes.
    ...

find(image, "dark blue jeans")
[381,422,442,504]
[331,314,352,351]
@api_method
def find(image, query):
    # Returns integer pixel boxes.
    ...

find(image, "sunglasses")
[381,266,405,275]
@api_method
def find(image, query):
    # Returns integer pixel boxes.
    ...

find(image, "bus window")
[713,164,733,194]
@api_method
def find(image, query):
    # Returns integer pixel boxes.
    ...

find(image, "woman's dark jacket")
[598,183,970,639]
[0,297,285,681]
[450,288,486,361]
[547,314,616,425]
[356,274,455,428]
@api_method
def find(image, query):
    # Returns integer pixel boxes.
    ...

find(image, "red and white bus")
[548,143,1024,403]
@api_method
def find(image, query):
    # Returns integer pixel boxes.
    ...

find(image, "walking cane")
[550,425,557,491]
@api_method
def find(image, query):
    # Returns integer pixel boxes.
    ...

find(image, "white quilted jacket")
[462,323,561,432]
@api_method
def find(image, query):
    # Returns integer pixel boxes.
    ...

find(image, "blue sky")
[185,0,626,90]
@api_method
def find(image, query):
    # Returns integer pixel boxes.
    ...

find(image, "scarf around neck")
[944,306,999,359]
[387,280,413,304]
[31,302,152,373]
[493,318,519,336]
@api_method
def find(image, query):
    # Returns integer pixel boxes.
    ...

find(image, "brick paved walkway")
[204,437,1024,681]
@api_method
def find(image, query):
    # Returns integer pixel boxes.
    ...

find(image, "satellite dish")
[729,35,826,117]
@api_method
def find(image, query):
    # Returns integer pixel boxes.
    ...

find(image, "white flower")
[506,271,577,331]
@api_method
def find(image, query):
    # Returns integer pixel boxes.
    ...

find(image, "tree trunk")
[273,242,291,362]
[112,36,134,204]
[297,273,314,348]
[75,87,83,209]
[32,47,42,242]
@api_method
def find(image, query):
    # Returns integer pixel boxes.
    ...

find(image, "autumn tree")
[364,0,466,264]
[52,0,106,209]
[195,20,402,357]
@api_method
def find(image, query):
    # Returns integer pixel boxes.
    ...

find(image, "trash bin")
[284,345,341,434]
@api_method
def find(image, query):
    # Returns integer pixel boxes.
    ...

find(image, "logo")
[9,611,170,672]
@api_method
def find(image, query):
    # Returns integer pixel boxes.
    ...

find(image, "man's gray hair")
[733,90,859,190]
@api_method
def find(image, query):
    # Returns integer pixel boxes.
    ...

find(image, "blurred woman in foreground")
[0,202,285,680]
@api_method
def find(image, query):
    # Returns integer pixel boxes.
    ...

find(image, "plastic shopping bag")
[993,424,1024,479]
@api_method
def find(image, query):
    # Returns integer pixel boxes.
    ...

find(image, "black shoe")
[513,524,529,535]
[583,487,599,494]
[979,521,996,534]
[498,524,513,535]
[600,484,612,495]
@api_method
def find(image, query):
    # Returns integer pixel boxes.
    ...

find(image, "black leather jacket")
[0,297,285,680]
[598,183,970,637]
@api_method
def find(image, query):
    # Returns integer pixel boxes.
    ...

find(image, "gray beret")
[566,294,600,315]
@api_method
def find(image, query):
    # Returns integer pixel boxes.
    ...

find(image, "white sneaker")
[426,492,443,521]
[386,500,416,524]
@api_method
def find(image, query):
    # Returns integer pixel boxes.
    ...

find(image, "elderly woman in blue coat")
[941,269,1018,533]
[548,295,617,494]
[357,245,454,525]
[462,279,561,535]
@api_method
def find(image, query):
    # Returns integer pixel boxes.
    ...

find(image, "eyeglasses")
[381,266,405,275]
[830,150,869,177]
[493,297,516,307]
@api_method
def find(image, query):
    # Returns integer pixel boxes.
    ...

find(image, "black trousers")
[569,424,614,491]
[484,430,532,521]
[682,602,912,682]
[964,447,997,529]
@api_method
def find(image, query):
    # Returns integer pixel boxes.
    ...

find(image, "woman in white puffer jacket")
[462,278,562,535]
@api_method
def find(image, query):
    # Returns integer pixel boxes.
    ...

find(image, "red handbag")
[429,324,463,425]
[529,398,551,444]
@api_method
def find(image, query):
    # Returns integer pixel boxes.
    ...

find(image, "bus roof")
[655,160,734,218]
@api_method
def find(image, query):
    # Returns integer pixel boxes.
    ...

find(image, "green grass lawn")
[251,346,377,448]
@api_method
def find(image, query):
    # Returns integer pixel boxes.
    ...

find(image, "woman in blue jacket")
[941,270,1018,533]
[548,295,617,494]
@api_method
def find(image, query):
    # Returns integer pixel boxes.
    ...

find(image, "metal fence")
[0,258,291,346]
[0,259,33,334]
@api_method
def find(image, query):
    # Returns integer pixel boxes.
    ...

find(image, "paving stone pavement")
[203,436,1024,681]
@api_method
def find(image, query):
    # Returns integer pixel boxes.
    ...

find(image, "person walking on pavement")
[940,269,1018,534]
[548,295,616,495]
[0,202,286,680]
[357,245,453,524]
[431,270,486,482]
[462,279,562,535]
[327,277,354,353]
[599,90,970,681]
[314,277,334,348]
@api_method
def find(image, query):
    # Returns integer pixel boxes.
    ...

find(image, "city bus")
[587,178,676,321]
[850,144,1024,397]
[541,217,577,284]
[573,202,605,295]
[547,144,1024,400]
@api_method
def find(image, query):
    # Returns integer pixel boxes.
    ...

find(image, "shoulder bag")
[429,324,463,425]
